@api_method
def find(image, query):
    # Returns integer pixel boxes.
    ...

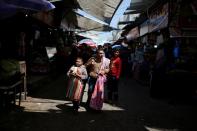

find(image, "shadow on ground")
[1,75,197,131]
[27,74,67,101]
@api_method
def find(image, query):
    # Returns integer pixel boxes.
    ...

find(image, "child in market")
[66,57,88,112]
[107,49,122,105]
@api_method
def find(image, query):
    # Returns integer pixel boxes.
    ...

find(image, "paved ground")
[0,74,197,131]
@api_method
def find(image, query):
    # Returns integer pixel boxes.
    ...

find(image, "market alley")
[0,74,197,131]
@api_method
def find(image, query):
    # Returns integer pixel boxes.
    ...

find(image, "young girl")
[107,49,122,105]
[66,57,88,112]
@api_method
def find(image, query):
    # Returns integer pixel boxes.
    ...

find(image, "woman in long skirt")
[85,49,110,111]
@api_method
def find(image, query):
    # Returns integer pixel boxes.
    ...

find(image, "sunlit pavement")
[0,75,197,131]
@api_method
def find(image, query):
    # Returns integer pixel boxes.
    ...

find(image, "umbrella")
[0,0,55,20]
[4,0,55,11]
[77,39,97,48]
[112,44,123,50]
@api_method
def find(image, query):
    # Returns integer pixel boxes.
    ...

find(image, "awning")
[75,15,109,31]
[76,0,122,23]
[61,9,113,31]
[50,0,123,31]
[118,0,157,29]
[18,0,124,31]
[75,31,113,45]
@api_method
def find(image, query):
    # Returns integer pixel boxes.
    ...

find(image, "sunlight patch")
[144,126,180,131]
[21,97,125,113]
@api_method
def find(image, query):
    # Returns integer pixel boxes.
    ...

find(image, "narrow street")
[0,0,197,131]
[1,74,197,131]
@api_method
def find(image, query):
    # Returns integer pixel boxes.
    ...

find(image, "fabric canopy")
[32,0,123,31]
[75,15,111,31]
[118,0,157,29]
[76,0,122,23]
[61,9,113,31]
[61,0,122,31]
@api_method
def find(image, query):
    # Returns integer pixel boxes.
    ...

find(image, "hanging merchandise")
[35,30,41,40]
[141,35,148,44]
[156,33,164,45]
[148,3,169,33]
[140,20,149,36]
[169,0,197,37]
[18,32,26,59]
[173,39,180,60]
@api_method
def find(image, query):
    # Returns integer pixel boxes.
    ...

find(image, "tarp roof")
[118,0,158,29]
[76,0,122,24]
[61,12,113,31]
[0,0,123,31]
[58,0,123,31]
[75,15,111,31]
[67,0,122,31]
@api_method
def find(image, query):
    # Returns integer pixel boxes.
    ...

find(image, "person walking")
[107,49,122,105]
[85,48,110,111]
[66,57,88,112]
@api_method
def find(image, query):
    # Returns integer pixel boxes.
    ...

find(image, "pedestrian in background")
[107,49,122,105]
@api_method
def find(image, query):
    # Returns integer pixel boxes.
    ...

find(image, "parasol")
[77,39,97,48]
[0,0,55,20]
[112,44,123,50]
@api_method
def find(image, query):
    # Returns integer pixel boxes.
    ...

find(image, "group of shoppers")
[65,47,122,113]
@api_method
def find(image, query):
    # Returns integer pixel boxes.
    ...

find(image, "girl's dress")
[66,65,87,101]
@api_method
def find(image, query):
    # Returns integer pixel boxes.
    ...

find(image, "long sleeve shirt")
[67,65,88,80]
[85,57,110,78]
